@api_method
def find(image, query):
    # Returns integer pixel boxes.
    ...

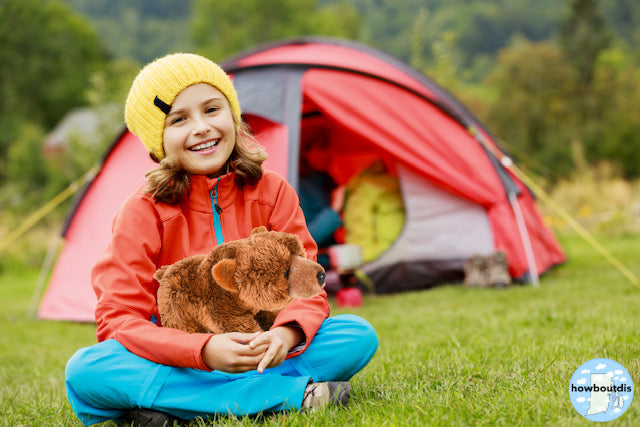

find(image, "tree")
[347,0,563,80]
[0,0,107,184]
[556,0,640,177]
[191,0,360,61]
[0,0,107,127]
[66,0,195,63]
[600,0,640,56]
[484,39,578,177]
[559,0,612,90]
[587,47,640,178]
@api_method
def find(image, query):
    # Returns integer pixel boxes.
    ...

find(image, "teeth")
[191,140,218,151]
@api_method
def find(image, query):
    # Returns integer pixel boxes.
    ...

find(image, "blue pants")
[65,314,378,425]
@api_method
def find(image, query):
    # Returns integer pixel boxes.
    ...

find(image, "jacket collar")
[184,173,237,212]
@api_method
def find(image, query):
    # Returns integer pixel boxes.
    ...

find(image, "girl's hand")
[249,326,304,373]
[202,332,263,372]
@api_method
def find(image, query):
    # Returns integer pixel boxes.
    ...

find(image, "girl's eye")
[205,106,218,114]
[170,116,184,125]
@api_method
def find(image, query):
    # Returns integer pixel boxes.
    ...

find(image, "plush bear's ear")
[153,265,169,282]
[212,259,238,293]
[251,226,268,235]
[282,233,306,257]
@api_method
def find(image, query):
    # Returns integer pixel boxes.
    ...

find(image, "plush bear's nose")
[317,271,326,287]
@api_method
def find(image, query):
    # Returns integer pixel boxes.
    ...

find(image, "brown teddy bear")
[155,226,326,334]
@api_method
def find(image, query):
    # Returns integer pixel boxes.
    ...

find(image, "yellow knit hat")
[124,53,241,161]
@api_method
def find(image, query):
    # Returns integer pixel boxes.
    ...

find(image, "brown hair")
[144,120,267,204]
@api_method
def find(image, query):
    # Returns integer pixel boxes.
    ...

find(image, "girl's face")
[163,83,236,176]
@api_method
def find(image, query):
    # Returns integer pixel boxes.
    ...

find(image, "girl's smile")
[190,139,220,152]
[162,83,236,175]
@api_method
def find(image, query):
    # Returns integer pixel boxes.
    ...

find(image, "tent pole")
[471,130,541,286]
[508,192,539,286]
[28,233,61,319]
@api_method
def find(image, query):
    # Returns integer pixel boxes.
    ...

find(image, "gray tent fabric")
[363,164,495,292]
[233,68,304,190]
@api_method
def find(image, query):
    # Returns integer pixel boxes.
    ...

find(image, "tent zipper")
[210,179,224,244]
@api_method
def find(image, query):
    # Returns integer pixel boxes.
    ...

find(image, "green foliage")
[445,0,561,75]
[192,0,360,61]
[5,124,49,194]
[544,161,640,236]
[600,0,640,57]
[560,0,612,89]
[0,0,107,188]
[551,0,640,178]
[64,0,194,62]
[484,14,640,180]
[0,120,79,217]
[60,0,640,80]
[65,0,191,18]
[410,11,471,98]
[485,39,579,177]
[85,58,141,108]
[0,0,107,127]
[586,47,640,177]
[348,0,564,78]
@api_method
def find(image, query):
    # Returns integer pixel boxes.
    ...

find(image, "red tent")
[38,38,565,321]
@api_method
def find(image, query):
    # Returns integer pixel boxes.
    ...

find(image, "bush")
[542,162,640,236]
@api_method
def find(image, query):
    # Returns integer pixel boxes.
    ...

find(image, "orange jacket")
[92,171,329,370]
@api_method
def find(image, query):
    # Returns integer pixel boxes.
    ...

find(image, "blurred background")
[1,0,639,271]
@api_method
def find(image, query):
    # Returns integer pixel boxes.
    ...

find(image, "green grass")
[1,231,639,426]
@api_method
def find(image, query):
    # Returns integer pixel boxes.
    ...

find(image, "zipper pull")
[214,203,223,214]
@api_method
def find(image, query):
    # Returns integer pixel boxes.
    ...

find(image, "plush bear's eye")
[283,269,290,279]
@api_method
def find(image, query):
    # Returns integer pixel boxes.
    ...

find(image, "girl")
[64,53,378,426]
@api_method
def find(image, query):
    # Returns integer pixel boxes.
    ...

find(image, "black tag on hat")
[154,96,171,114]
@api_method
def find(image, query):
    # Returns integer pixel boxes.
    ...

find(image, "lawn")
[1,231,638,426]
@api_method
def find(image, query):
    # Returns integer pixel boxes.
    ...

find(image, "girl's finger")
[246,343,268,355]
[257,353,272,373]
[228,332,261,344]
[256,344,286,373]
[247,332,270,349]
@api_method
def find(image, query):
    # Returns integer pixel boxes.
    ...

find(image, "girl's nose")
[192,116,211,135]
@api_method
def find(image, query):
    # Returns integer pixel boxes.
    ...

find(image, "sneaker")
[120,408,182,427]
[487,251,512,288]
[463,254,488,287]
[301,381,351,409]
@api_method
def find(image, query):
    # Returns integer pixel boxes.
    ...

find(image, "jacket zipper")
[210,179,224,244]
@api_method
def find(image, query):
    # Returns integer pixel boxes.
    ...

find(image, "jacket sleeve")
[92,193,212,370]
[265,174,331,357]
